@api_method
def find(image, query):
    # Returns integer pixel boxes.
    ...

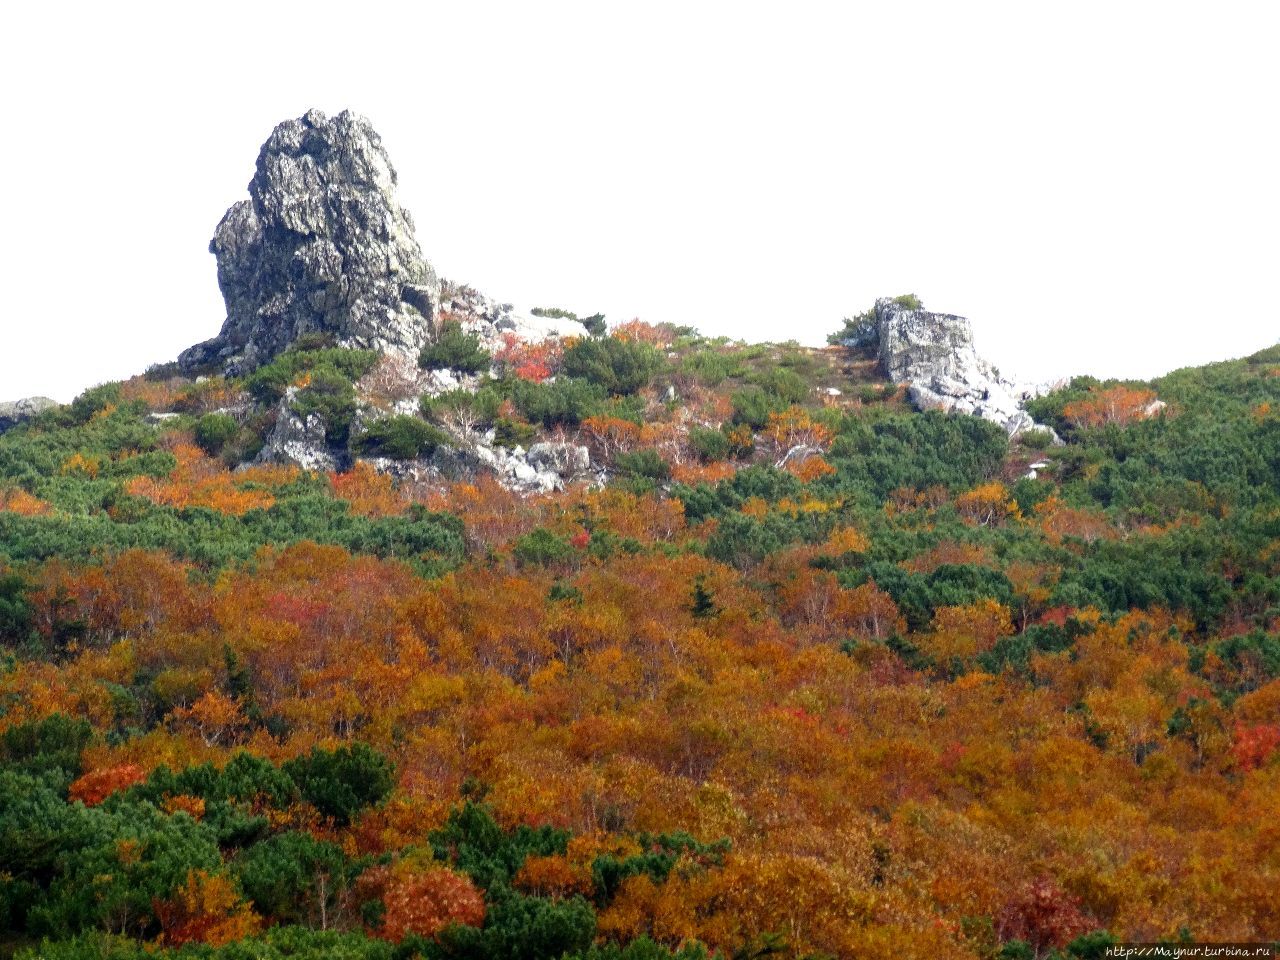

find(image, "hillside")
[1,112,1278,960]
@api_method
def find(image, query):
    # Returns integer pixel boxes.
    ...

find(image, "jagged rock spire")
[180,109,439,373]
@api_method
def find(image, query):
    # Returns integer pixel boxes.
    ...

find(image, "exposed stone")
[873,298,1054,438]
[255,389,339,472]
[527,442,592,481]
[0,396,57,433]
[437,282,589,350]
[181,109,439,374]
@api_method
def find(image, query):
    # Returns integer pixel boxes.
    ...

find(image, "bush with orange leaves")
[329,461,407,517]
[494,333,563,382]
[366,863,486,942]
[154,868,261,946]
[1062,385,1159,429]
[125,442,275,516]
[955,482,1019,526]
[0,487,52,516]
[69,763,147,806]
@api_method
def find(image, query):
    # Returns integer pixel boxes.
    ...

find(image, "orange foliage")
[170,691,245,746]
[787,455,836,482]
[154,869,261,946]
[514,854,595,898]
[922,599,1014,663]
[495,333,562,381]
[330,462,407,517]
[955,482,1019,526]
[0,487,52,516]
[162,794,208,819]
[612,319,669,345]
[374,865,486,942]
[1063,385,1159,428]
[69,763,147,805]
[1035,495,1113,545]
[61,452,102,478]
[765,408,832,452]
[126,443,274,515]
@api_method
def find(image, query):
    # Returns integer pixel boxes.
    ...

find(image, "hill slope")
[3,321,1280,959]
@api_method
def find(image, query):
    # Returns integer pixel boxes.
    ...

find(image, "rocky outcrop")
[0,396,57,433]
[181,109,439,374]
[873,298,1051,437]
[255,389,339,472]
[437,283,589,350]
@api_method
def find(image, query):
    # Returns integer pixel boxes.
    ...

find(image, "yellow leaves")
[765,407,833,452]
[920,599,1014,663]
[170,691,245,747]
[61,452,102,478]
[162,794,208,819]
[955,482,1019,527]
[0,487,52,516]
[825,526,870,555]
[155,869,261,946]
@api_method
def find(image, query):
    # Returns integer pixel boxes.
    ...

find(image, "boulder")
[527,442,592,481]
[0,396,58,433]
[181,109,439,374]
[874,298,1053,438]
[255,390,339,472]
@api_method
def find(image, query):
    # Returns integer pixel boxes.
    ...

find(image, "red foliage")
[1232,723,1280,772]
[376,867,486,942]
[495,334,562,382]
[996,876,1091,953]
[69,763,147,806]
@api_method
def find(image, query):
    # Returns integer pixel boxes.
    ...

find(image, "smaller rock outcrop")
[0,396,57,433]
[872,298,1050,437]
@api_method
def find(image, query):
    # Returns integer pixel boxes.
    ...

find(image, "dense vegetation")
[2,320,1279,958]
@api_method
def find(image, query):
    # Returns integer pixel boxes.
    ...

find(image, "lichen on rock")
[180,109,439,375]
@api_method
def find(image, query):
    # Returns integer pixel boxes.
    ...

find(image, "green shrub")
[512,379,605,428]
[688,426,730,463]
[419,321,491,373]
[513,528,574,567]
[730,387,786,430]
[614,449,671,482]
[353,416,448,460]
[531,306,578,321]
[193,413,239,456]
[581,313,608,337]
[291,368,359,448]
[246,348,379,405]
[561,337,663,396]
[281,744,394,825]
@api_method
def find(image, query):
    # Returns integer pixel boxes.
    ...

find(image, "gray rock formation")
[0,396,57,433]
[181,109,439,374]
[255,389,339,472]
[873,298,1050,437]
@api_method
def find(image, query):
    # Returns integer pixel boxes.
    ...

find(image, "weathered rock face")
[181,109,439,374]
[0,396,58,433]
[873,298,1051,437]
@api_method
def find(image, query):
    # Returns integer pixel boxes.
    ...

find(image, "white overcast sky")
[2,1,1277,401]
